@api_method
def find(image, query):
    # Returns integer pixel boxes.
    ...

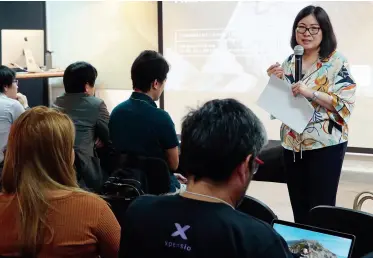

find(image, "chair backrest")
[102,168,146,198]
[105,153,171,196]
[237,195,278,224]
[309,205,373,258]
[138,156,170,195]
[103,195,135,227]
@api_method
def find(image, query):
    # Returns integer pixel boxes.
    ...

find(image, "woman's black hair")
[291,5,337,59]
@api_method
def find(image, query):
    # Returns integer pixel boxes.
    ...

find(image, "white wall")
[46,1,158,91]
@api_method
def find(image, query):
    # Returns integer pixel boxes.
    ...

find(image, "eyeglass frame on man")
[296,25,321,35]
[252,157,264,175]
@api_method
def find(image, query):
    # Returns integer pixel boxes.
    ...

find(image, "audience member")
[109,50,185,192]
[120,99,292,257]
[54,62,110,192]
[0,107,120,257]
[0,66,28,169]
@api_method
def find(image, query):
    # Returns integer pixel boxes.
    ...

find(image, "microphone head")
[294,45,304,56]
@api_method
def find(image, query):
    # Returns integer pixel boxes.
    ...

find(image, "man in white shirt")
[0,66,29,165]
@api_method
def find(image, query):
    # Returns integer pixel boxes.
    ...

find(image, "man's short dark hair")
[180,99,267,182]
[291,6,337,59]
[0,65,15,93]
[131,50,169,92]
[63,62,97,93]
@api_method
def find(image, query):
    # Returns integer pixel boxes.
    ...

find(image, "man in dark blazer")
[53,62,110,192]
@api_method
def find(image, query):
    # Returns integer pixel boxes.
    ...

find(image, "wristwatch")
[312,91,319,101]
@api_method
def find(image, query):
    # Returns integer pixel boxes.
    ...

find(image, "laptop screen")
[273,221,354,258]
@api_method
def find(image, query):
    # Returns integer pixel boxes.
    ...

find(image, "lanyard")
[183,190,235,209]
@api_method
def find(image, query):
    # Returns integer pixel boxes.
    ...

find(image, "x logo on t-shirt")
[171,223,190,240]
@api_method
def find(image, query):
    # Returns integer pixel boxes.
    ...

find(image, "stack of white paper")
[257,75,314,134]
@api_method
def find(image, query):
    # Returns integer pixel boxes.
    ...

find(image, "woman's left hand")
[291,81,313,98]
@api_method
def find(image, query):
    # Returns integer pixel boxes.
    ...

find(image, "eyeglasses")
[252,157,264,175]
[296,25,320,35]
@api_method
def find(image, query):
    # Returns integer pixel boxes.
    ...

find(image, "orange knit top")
[0,191,120,258]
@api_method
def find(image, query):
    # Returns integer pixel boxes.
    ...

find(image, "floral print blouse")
[280,51,356,152]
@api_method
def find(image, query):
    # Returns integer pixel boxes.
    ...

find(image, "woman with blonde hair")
[0,107,120,257]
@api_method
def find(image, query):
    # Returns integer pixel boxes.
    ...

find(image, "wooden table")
[15,71,64,106]
[16,71,64,79]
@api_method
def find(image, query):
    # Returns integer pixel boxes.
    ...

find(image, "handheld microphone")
[294,45,304,82]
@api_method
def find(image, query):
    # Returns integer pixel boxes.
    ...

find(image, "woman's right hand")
[267,62,284,79]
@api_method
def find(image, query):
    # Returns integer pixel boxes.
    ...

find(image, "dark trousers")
[283,142,347,224]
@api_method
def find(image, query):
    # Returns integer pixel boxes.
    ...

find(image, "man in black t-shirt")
[120,99,292,258]
[109,50,183,192]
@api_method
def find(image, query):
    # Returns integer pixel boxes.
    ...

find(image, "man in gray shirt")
[53,62,109,192]
[0,66,28,165]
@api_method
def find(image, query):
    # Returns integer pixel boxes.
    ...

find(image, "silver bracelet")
[312,91,319,101]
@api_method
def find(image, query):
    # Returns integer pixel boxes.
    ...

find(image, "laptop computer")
[272,220,355,258]
[24,48,43,73]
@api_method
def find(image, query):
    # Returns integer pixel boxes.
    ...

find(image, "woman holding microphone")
[267,5,356,224]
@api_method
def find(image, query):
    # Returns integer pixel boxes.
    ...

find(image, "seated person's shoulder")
[127,195,160,209]
[153,108,174,124]
[111,99,129,113]
[2,96,23,108]
[54,94,105,108]
[85,95,105,107]
[65,191,110,211]
[233,213,290,256]
[236,211,278,236]
[125,195,173,216]
[155,108,171,117]
[5,99,25,117]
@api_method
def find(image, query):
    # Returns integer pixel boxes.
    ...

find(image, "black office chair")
[309,205,373,258]
[139,156,171,195]
[237,195,278,224]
